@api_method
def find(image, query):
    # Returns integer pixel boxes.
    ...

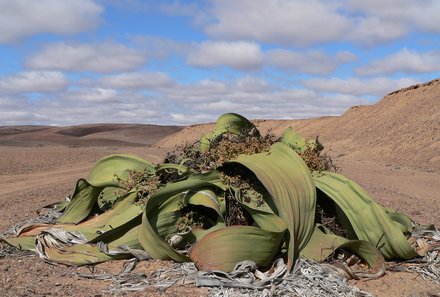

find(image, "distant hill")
[0,123,183,147]
[158,78,440,173]
[299,78,440,172]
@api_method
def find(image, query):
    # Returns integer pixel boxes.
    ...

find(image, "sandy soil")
[0,145,438,296]
[1,79,439,296]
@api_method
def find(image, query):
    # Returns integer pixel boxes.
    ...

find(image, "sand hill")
[158,78,440,173]
[0,123,183,147]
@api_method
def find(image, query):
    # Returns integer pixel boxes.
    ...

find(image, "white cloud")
[65,88,119,103]
[301,77,420,96]
[0,95,44,124]
[265,49,356,74]
[170,113,213,125]
[348,17,407,46]
[346,0,440,33]
[99,72,173,89]
[28,92,166,126]
[0,74,373,125]
[235,77,268,92]
[0,95,24,111]
[197,100,243,111]
[187,42,357,73]
[0,71,67,93]
[130,35,193,59]
[0,110,38,122]
[160,77,367,123]
[0,0,103,44]
[26,42,147,73]
[184,41,357,74]
[357,49,440,76]
[344,0,440,45]
[164,79,230,100]
[205,0,350,46]
[202,0,440,46]
[187,41,263,70]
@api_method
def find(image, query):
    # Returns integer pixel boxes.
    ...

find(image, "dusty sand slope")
[159,78,440,173]
[0,123,183,147]
[1,79,439,296]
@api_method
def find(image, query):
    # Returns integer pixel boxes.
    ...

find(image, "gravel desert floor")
[0,144,438,297]
[0,79,439,297]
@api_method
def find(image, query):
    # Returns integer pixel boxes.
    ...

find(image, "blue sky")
[1,0,440,126]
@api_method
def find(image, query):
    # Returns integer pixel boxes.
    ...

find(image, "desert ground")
[0,79,439,296]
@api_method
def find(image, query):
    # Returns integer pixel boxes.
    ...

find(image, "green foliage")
[3,113,428,278]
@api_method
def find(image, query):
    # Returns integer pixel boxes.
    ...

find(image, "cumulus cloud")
[348,17,407,46]
[343,0,440,45]
[195,100,244,111]
[346,0,440,33]
[0,74,372,125]
[64,88,119,103]
[205,0,350,46]
[99,72,173,89]
[235,77,268,92]
[185,41,356,74]
[0,0,103,44]
[159,77,367,123]
[169,113,213,125]
[187,41,263,70]
[28,91,167,126]
[130,35,193,59]
[164,79,230,101]
[356,49,440,76]
[265,49,356,74]
[301,77,420,96]
[202,0,440,46]
[0,110,39,123]
[26,42,147,73]
[0,71,67,93]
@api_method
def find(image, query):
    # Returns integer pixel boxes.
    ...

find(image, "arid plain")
[0,79,439,296]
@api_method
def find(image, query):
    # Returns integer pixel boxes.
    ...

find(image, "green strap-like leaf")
[301,226,385,279]
[200,113,259,151]
[2,236,36,251]
[62,192,143,241]
[243,205,286,232]
[156,163,189,176]
[185,189,223,219]
[57,179,103,224]
[138,171,225,262]
[280,127,323,153]
[384,207,413,234]
[58,154,153,224]
[313,172,417,259]
[16,192,143,243]
[188,225,285,272]
[42,226,143,266]
[88,154,155,187]
[229,142,316,271]
[97,186,120,209]
[36,229,141,266]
